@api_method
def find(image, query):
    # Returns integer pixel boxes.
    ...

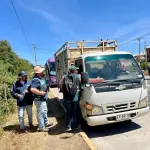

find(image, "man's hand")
[41,91,46,96]
[18,94,23,98]
[30,88,46,96]
[24,90,29,93]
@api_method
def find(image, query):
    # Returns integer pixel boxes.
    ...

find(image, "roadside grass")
[0,99,16,137]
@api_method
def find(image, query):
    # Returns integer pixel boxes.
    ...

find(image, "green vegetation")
[140,61,148,70]
[0,40,33,127]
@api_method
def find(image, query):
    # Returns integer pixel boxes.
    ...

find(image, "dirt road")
[0,97,89,150]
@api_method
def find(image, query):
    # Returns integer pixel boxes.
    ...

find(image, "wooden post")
[102,41,104,52]
[81,41,84,55]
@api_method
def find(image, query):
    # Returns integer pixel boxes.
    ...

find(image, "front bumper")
[86,106,149,126]
[49,80,57,86]
[50,81,57,86]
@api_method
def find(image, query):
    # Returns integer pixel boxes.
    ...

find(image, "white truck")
[55,40,149,126]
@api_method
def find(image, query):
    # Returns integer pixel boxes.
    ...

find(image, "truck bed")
[54,40,118,85]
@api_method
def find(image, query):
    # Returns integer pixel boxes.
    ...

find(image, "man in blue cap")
[59,65,81,132]
[10,71,33,130]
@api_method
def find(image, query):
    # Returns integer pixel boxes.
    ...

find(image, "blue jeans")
[18,105,32,129]
[34,101,49,129]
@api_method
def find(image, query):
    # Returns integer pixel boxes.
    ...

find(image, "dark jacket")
[10,80,33,107]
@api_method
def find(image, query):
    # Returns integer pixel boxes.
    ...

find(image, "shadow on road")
[3,124,38,133]
[47,98,65,118]
[48,123,66,135]
[47,97,68,135]
[83,120,141,138]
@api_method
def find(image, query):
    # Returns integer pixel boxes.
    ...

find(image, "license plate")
[116,114,129,121]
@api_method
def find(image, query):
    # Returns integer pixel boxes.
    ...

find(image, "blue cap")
[18,71,28,77]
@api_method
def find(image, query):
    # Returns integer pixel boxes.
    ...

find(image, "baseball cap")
[18,71,28,77]
[69,65,79,71]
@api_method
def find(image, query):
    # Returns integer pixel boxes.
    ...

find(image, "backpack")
[64,74,78,95]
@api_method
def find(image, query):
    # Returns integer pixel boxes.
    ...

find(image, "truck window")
[49,62,56,76]
[75,59,83,74]
[85,54,143,80]
[45,66,49,76]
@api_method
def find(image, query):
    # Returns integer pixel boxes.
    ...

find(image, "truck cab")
[75,52,149,126]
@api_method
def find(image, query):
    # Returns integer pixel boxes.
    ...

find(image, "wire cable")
[119,32,150,47]
[10,0,32,51]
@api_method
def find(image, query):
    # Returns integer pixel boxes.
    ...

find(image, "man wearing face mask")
[30,66,53,132]
[10,71,33,130]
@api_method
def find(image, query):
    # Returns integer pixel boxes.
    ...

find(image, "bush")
[0,60,16,126]
[140,62,148,70]
[0,40,33,129]
[0,99,16,125]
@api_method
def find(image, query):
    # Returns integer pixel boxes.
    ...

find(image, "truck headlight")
[139,97,148,108]
[86,103,103,116]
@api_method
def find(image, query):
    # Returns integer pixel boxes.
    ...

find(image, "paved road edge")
[49,90,97,150]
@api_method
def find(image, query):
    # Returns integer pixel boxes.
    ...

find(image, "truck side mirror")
[81,72,89,84]
[148,66,150,76]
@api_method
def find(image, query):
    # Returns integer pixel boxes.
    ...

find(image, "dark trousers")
[73,101,80,128]
[63,93,80,129]
[64,101,73,129]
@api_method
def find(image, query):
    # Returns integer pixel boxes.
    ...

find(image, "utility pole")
[144,41,147,62]
[137,38,141,63]
[33,44,37,66]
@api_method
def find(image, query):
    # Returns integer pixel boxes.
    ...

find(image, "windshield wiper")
[127,78,142,83]
[93,80,120,86]
[96,78,141,84]
[104,78,142,84]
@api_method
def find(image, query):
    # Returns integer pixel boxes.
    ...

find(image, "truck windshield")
[49,62,56,75]
[85,54,143,81]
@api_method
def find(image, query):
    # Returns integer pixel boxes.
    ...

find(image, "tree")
[0,40,33,74]
[18,58,34,74]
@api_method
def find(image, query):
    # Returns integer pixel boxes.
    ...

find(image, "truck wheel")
[81,118,89,129]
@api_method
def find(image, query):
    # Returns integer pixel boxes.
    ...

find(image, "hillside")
[0,40,33,130]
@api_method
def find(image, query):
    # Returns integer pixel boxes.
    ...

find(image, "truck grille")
[107,102,136,113]
[130,102,136,108]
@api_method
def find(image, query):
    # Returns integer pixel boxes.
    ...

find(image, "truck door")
[75,59,87,119]
[75,58,83,74]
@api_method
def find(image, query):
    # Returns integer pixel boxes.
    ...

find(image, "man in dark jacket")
[59,65,81,132]
[10,71,33,130]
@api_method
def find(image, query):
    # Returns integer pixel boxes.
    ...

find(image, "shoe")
[75,125,81,131]
[66,127,72,132]
[45,123,53,128]
[19,128,26,133]
[29,124,34,129]
[37,128,49,132]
